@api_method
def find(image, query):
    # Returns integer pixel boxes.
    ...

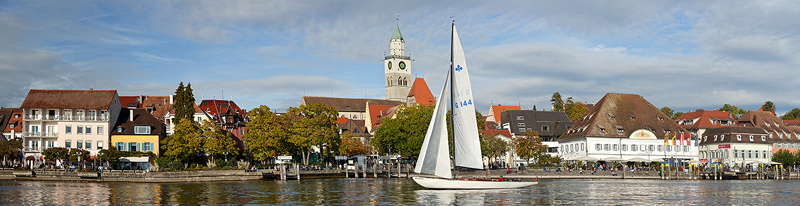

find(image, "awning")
[119,157,149,163]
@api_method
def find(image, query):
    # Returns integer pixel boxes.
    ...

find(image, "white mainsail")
[451,25,483,170]
[414,70,452,179]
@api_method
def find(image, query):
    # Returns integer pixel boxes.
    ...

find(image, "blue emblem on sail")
[455,65,463,72]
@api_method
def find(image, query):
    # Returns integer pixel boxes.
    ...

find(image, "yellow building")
[110,108,164,156]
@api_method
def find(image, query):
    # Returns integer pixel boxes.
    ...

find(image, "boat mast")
[449,19,457,180]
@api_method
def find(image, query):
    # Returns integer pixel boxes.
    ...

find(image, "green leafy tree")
[340,132,370,157]
[513,130,545,165]
[550,92,564,112]
[719,104,746,118]
[566,102,588,122]
[286,102,340,165]
[373,104,433,157]
[481,135,509,166]
[673,112,684,119]
[68,149,90,161]
[174,82,196,124]
[0,140,22,164]
[445,109,486,155]
[782,108,800,120]
[99,146,122,169]
[201,120,239,165]
[243,105,294,162]
[660,107,675,118]
[163,119,203,168]
[42,147,70,162]
[772,149,796,166]
[762,101,775,112]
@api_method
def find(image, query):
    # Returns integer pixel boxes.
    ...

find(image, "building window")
[77,140,83,149]
[77,126,83,134]
[516,116,524,120]
[658,145,663,152]
[65,140,71,148]
[599,128,605,133]
[617,128,624,133]
[47,141,55,148]
[143,142,153,152]
[622,144,627,151]
[518,128,525,133]
[667,146,672,152]
[632,144,638,152]
[750,135,754,142]
[604,144,610,151]
[736,135,741,141]
[86,126,92,135]
[97,141,104,150]
[581,143,585,151]
[135,126,151,134]
[683,146,688,152]
[117,127,122,133]
[85,140,91,149]
[98,126,103,135]
[65,125,72,134]
[116,142,126,151]
[596,144,601,151]
[517,123,525,127]
[541,125,549,131]
[129,142,138,152]
[613,144,619,151]
[762,136,766,141]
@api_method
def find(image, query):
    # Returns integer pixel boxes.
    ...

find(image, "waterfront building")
[481,129,513,167]
[738,111,800,153]
[698,127,770,167]
[1,108,23,140]
[117,95,211,135]
[675,110,738,141]
[199,100,248,149]
[302,96,402,121]
[485,105,521,130]
[499,110,573,157]
[110,108,165,156]
[784,119,800,127]
[19,89,122,159]
[557,93,694,162]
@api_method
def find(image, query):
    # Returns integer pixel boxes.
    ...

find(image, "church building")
[384,22,412,102]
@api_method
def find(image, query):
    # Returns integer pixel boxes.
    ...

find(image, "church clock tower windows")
[385,19,412,101]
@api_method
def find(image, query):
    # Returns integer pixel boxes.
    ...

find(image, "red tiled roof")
[675,110,737,129]
[140,96,203,121]
[490,105,521,123]
[784,119,800,127]
[337,117,349,124]
[111,108,165,136]
[739,111,800,142]
[199,100,243,116]
[482,129,512,138]
[119,96,141,108]
[20,89,117,110]
[369,105,399,130]
[407,78,435,106]
[1,108,23,134]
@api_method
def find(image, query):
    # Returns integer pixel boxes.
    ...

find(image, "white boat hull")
[412,177,537,190]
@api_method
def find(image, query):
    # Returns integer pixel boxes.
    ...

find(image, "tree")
[566,102,588,122]
[99,146,122,169]
[481,135,509,166]
[446,109,487,155]
[762,101,775,112]
[512,130,545,165]
[201,120,239,165]
[782,108,800,120]
[772,149,796,166]
[163,119,204,168]
[673,112,684,119]
[286,102,340,165]
[660,107,675,118]
[42,147,70,162]
[373,104,433,157]
[550,92,564,112]
[340,132,370,157]
[174,82,196,124]
[719,104,747,118]
[243,105,294,162]
[0,140,22,164]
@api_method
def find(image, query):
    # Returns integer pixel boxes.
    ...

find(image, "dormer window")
[750,135,754,142]
[542,125,549,131]
[630,117,636,120]
[658,117,664,121]
[117,127,122,133]
[765,122,771,127]
[609,114,615,120]
[737,135,742,141]
[762,136,767,141]
[599,128,606,133]
[664,130,671,134]
[134,126,151,134]
[516,116,524,120]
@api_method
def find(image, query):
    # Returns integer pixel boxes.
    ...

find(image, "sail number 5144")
[455,99,472,108]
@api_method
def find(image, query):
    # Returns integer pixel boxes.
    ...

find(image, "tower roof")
[391,24,403,41]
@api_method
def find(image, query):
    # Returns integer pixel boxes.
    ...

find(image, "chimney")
[169,95,174,104]
[130,109,134,122]
[89,88,93,90]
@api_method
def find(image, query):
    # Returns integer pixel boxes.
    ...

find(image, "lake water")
[1,178,800,205]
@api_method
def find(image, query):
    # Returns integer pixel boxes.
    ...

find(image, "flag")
[672,134,676,146]
[694,133,698,146]
[664,133,669,146]
[685,133,691,145]
[680,133,684,146]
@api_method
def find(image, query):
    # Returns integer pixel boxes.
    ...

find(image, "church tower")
[385,19,412,102]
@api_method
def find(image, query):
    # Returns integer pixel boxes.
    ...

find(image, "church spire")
[391,13,403,41]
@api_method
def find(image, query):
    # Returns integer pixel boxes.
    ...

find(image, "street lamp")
[223,152,228,162]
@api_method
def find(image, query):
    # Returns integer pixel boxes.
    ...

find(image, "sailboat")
[411,22,537,190]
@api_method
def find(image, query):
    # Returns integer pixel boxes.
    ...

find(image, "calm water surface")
[2,179,800,205]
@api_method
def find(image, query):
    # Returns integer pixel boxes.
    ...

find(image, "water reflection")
[4,179,800,205]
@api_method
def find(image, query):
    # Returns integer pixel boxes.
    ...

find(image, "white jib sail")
[451,25,484,170]
[414,70,452,179]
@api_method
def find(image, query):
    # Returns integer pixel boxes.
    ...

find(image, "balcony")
[24,115,41,120]
[24,132,58,138]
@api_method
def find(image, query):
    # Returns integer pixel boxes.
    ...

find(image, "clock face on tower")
[387,62,392,70]
[399,61,406,70]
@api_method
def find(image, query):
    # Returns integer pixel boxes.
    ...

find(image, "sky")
[2,1,800,115]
